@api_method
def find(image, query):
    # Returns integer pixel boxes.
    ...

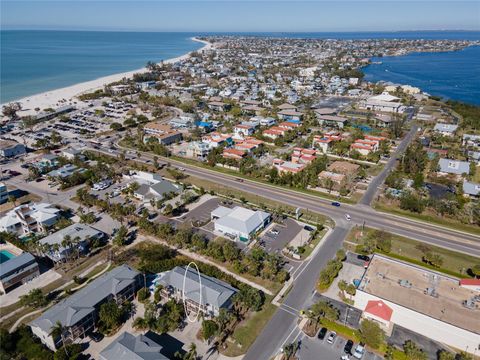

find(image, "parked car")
[326,331,337,344]
[341,355,350,360]
[331,201,341,207]
[90,332,104,342]
[344,340,354,354]
[270,228,280,235]
[317,327,327,340]
[353,344,365,359]
[357,254,370,262]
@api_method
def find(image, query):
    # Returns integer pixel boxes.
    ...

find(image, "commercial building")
[39,223,105,262]
[0,140,26,158]
[359,92,405,113]
[354,255,480,355]
[0,203,61,236]
[99,331,168,360]
[30,265,140,351]
[0,252,40,293]
[211,205,271,242]
[155,265,238,317]
[143,122,182,145]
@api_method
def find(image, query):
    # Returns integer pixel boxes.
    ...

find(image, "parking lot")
[177,197,223,225]
[259,218,304,254]
[298,332,383,360]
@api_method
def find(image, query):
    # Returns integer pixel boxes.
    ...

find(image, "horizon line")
[2,28,480,33]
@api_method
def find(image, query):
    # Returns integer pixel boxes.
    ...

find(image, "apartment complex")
[156,266,238,317]
[30,265,140,351]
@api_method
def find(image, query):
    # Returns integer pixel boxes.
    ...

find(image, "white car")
[326,331,336,344]
[353,344,365,359]
[341,355,350,360]
[345,214,351,221]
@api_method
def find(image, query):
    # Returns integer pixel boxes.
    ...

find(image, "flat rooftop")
[359,255,480,334]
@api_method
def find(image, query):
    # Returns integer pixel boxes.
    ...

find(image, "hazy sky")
[2,1,479,32]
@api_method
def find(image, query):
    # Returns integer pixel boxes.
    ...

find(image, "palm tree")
[49,321,69,357]
[185,343,197,360]
[61,235,72,263]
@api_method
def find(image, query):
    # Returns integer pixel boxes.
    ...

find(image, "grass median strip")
[346,227,480,278]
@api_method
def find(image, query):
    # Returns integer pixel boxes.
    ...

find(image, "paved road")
[359,124,419,206]
[86,142,480,360]
[243,226,351,360]
[90,144,480,257]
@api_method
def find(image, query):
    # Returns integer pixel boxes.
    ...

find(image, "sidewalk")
[141,234,274,295]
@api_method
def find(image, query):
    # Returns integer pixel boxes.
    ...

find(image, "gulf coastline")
[2,30,480,111]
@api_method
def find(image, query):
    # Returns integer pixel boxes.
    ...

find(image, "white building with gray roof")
[39,223,104,262]
[99,331,168,360]
[0,252,40,293]
[156,266,238,317]
[438,158,470,176]
[463,180,480,198]
[433,123,458,136]
[30,265,140,351]
[212,205,271,242]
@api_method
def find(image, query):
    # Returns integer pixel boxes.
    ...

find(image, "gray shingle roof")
[99,331,167,360]
[30,265,139,332]
[157,266,237,309]
[40,223,104,247]
[438,158,470,175]
[463,180,480,196]
[0,252,37,280]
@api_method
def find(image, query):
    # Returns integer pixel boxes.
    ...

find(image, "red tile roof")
[459,279,480,286]
[364,300,393,321]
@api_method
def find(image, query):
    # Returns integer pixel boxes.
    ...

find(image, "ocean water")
[363,45,480,105]
[0,31,202,103]
[1,30,480,104]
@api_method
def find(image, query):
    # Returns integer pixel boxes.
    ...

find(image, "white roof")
[368,92,400,102]
[213,206,270,235]
[0,203,60,231]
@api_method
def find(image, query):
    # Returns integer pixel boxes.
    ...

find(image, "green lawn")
[346,227,480,277]
[222,296,278,357]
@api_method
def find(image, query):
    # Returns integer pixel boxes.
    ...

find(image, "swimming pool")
[0,250,16,264]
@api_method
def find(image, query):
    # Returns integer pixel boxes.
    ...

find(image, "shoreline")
[2,37,212,116]
[362,44,480,105]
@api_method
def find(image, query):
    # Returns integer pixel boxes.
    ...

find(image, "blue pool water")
[0,250,16,264]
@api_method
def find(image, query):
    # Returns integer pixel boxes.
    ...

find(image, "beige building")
[355,255,480,355]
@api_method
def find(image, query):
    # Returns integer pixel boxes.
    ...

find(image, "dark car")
[344,339,354,354]
[90,332,104,342]
[317,327,328,340]
[35,178,44,182]
[331,201,341,207]
[357,254,370,262]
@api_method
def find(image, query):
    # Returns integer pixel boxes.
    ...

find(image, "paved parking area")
[298,332,383,360]
[259,218,303,254]
[178,197,223,224]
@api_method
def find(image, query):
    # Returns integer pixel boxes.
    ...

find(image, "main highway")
[90,142,480,256]
[87,139,480,360]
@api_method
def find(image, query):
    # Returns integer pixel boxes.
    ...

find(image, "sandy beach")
[4,37,212,117]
